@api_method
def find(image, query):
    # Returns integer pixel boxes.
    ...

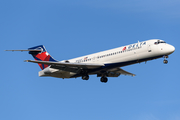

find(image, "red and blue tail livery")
[28,45,57,70]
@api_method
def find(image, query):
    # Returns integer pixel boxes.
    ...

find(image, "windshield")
[154,40,166,44]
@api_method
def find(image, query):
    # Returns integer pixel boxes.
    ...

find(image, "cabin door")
[148,45,152,52]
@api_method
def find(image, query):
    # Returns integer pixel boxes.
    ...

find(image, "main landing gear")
[100,76,108,83]
[81,70,89,80]
[163,55,168,64]
[82,75,89,80]
[82,75,108,83]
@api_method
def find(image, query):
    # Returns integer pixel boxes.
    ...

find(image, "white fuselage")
[39,39,175,78]
[68,39,174,64]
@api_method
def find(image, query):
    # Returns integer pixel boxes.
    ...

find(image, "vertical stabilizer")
[28,45,57,70]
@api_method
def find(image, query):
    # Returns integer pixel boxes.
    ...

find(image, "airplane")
[6,39,175,83]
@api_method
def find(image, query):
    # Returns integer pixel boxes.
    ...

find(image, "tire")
[163,60,168,64]
[100,77,108,83]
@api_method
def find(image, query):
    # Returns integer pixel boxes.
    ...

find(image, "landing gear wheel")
[82,75,89,80]
[100,77,108,83]
[163,55,169,64]
[163,60,168,64]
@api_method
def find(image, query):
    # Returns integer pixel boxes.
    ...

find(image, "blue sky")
[0,0,180,120]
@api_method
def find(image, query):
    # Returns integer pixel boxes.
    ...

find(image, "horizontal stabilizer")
[5,50,42,52]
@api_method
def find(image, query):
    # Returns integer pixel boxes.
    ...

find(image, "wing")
[25,60,104,69]
[25,60,135,77]
[109,68,135,76]
[97,67,136,77]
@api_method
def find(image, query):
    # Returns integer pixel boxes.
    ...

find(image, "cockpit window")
[160,41,166,43]
[154,40,166,45]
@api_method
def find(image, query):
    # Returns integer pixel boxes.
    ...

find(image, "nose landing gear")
[163,55,168,64]
[163,60,168,64]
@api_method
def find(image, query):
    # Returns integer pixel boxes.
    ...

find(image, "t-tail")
[28,45,57,70]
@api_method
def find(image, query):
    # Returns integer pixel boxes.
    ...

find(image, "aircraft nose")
[160,44,175,55]
[166,45,175,55]
[169,45,175,53]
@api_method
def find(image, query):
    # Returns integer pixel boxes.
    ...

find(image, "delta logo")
[122,41,147,51]
[122,47,126,51]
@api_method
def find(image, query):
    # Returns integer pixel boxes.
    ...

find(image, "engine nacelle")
[39,67,58,77]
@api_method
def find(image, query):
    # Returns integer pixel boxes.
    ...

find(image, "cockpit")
[154,40,166,45]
